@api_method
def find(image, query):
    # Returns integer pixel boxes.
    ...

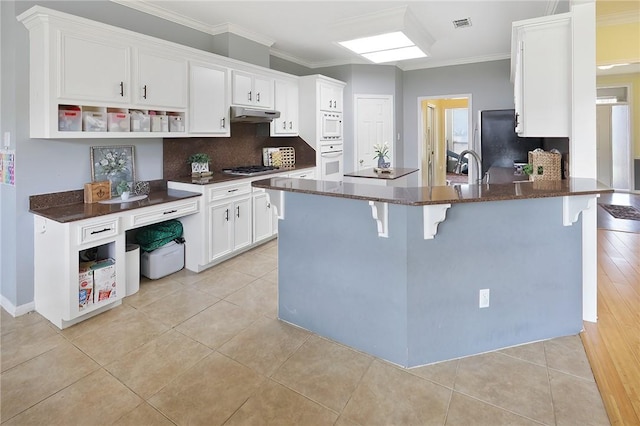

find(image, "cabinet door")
[272,80,299,136]
[136,50,187,109]
[59,32,130,103]
[189,62,229,135]
[319,83,342,112]
[514,18,570,137]
[233,197,252,250]
[252,191,273,243]
[209,202,233,262]
[231,71,254,106]
[253,75,274,109]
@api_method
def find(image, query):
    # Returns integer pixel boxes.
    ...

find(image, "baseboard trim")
[0,295,36,317]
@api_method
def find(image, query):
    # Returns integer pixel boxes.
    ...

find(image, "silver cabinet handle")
[267,202,271,209]
[282,121,287,129]
[119,81,124,97]
[227,188,238,193]
[143,85,147,99]
[289,121,293,129]
[225,209,229,221]
[163,209,177,215]
[248,91,252,101]
[236,205,240,218]
[256,92,261,102]
[221,117,226,129]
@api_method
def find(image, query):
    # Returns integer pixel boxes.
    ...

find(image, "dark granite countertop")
[30,188,201,223]
[169,164,316,186]
[344,167,419,180]
[252,177,612,206]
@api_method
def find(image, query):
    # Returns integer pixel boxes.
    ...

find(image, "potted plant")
[373,142,390,169]
[187,153,211,176]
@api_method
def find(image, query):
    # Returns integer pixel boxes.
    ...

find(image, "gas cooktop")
[222,165,278,176]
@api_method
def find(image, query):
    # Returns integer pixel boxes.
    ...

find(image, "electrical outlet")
[479,289,490,308]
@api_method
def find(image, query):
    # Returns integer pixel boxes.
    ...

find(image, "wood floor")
[581,227,640,425]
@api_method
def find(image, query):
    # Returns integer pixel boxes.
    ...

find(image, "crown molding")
[398,52,511,72]
[110,0,275,47]
[597,11,640,27]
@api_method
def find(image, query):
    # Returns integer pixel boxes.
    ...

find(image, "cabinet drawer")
[130,200,198,227]
[78,218,120,245]
[208,183,252,202]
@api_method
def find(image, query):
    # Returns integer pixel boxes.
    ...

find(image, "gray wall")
[402,60,515,168]
[279,192,583,367]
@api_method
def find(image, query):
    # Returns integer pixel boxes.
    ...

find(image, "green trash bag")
[135,220,184,252]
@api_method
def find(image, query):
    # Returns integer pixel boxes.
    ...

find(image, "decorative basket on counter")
[528,149,561,181]
[263,147,295,168]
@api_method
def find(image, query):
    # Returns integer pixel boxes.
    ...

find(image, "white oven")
[320,143,343,181]
[321,113,342,140]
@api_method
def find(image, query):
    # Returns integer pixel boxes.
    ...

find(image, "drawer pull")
[227,188,239,193]
[90,227,112,235]
[163,209,178,215]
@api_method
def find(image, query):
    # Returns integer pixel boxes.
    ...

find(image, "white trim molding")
[423,204,451,239]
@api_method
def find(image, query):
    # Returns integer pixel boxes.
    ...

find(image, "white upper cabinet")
[59,33,131,104]
[511,13,571,138]
[189,62,229,136]
[135,50,187,109]
[231,70,274,109]
[319,82,343,112]
[271,79,299,136]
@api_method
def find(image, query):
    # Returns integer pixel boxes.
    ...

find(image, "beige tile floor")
[1,239,610,425]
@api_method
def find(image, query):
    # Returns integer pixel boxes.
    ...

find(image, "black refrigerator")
[479,109,543,176]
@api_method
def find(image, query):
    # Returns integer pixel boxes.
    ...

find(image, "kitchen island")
[253,177,611,367]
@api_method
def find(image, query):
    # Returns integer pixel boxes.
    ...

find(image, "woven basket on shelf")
[528,150,561,181]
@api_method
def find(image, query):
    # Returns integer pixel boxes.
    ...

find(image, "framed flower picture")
[90,146,136,196]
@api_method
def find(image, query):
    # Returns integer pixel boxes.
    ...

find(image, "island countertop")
[252,177,612,206]
[344,167,419,180]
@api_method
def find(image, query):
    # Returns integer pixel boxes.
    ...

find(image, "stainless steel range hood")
[230,106,280,123]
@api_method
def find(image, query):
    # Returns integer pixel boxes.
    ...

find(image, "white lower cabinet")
[208,196,251,263]
[252,188,274,243]
[34,215,126,329]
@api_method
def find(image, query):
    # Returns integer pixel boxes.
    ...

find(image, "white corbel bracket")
[369,201,389,238]
[563,194,598,226]
[423,204,451,239]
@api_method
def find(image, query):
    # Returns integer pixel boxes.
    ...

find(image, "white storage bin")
[169,115,185,132]
[140,241,184,279]
[130,111,150,132]
[107,112,131,132]
[58,108,82,131]
[150,115,169,132]
[82,111,107,132]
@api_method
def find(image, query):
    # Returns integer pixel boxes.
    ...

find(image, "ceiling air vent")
[453,18,472,29]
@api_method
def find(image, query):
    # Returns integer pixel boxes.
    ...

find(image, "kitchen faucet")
[454,149,485,184]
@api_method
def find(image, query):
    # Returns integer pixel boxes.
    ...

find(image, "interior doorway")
[354,94,394,171]
[596,86,632,191]
[417,95,472,186]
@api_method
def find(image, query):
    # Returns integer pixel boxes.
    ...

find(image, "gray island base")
[254,177,609,367]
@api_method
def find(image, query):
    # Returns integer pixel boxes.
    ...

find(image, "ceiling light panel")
[339,31,413,54]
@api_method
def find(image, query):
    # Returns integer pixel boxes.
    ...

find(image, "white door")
[252,191,273,243]
[233,198,252,251]
[423,104,436,186]
[209,202,233,262]
[354,95,393,170]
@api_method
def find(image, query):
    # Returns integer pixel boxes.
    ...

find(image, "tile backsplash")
[163,122,316,180]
